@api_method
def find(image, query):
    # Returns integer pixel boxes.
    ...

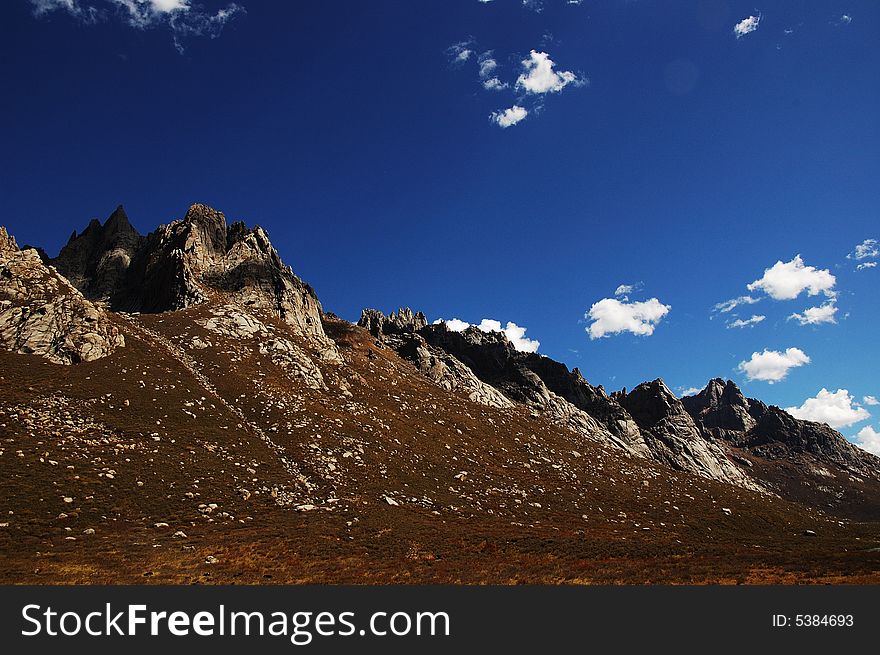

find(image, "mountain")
[1,204,878,584]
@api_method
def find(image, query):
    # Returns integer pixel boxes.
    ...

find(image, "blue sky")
[1,1,878,450]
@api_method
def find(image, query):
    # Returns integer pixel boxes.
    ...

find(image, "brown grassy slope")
[1,307,879,584]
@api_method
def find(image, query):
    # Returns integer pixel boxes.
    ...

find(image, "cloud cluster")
[433,317,540,353]
[585,297,671,340]
[848,238,879,270]
[448,34,584,129]
[28,0,244,52]
[737,347,810,383]
[785,389,870,429]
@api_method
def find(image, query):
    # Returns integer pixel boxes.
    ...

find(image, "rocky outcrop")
[395,333,514,409]
[359,307,427,338]
[749,406,878,473]
[681,378,756,432]
[0,227,124,364]
[619,380,758,488]
[52,205,143,301]
[54,203,340,362]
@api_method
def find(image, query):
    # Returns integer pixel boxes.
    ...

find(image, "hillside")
[1,205,878,584]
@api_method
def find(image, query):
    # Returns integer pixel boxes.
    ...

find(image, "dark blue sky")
[1,1,878,447]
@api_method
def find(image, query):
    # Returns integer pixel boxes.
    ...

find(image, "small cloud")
[679,386,702,398]
[857,261,877,270]
[854,426,880,456]
[785,388,870,429]
[747,255,836,301]
[727,314,766,329]
[516,50,583,95]
[433,317,540,352]
[614,282,642,298]
[848,238,879,261]
[864,396,879,406]
[490,105,528,128]
[447,40,474,65]
[585,297,671,340]
[734,14,761,38]
[838,14,853,25]
[483,77,509,91]
[713,295,760,314]
[522,0,544,12]
[738,347,810,383]
[788,302,838,326]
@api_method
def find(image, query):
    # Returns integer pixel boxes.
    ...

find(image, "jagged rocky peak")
[620,378,758,488]
[682,378,756,432]
[621,379,683,426]
[53,205,144,300]
[0,226,124,364]
[50,203,338,358]
[358,307,427,338]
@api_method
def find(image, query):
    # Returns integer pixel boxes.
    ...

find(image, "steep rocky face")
[682,378,756,432]
[54,203,339,361]
[750,407,876,470]
[53,206,144,301]
[620,380,758,488]
[0,227,124,364]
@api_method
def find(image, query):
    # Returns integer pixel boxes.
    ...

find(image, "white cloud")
[433,318,540,353]
[713,295,760,314]
[436,318,471,332]
[516,50,583,94]
[490,105,528,128]
[839,14,853,25]
[848,238,879,261]
[737,347,810,383]
[585,297,671,340]
[483,77,509,91]
[478,53,497,78]
[854,426,880,456]
[857,261,877,270]
[679,387,702,398]
[734,14,761,38]
[28,0,243,52]
[727,314,766,329]
[788,302,838,326]
[863,396,879,406]
[785,389,870,429]
[746,255,836,301]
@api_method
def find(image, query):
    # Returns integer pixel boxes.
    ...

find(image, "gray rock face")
[620,380,758,488]
[53,203,339,361]
[0,227,124,364]
[681,378,756,432]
